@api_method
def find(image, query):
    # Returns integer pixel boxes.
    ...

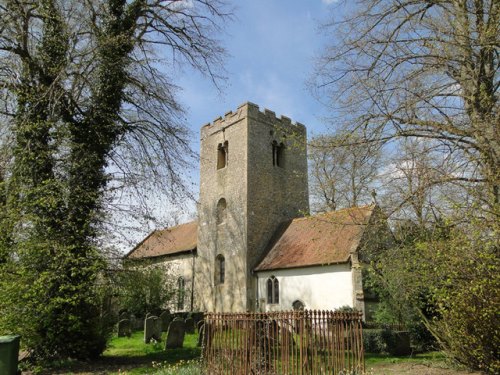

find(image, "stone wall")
[195,103,309,312]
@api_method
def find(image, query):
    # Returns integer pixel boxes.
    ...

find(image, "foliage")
[0,0,228,364]
[116,264,177,318]
[363,328,410,356]
[366,215,499,373]
[309,132,382,212]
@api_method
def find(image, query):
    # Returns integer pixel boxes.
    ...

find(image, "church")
[124,102,390,319]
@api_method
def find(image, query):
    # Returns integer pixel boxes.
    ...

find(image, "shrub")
[363,328,411,356]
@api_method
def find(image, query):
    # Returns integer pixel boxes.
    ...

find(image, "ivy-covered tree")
[0,0,228,362]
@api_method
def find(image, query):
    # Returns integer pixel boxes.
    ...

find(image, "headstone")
[144,315,162,343]
[197,319,204,334]
[197,322,205,347]
[131,315,142,331]
[165,319,185,349]
[185,317,195,334]
[159,310,171,332]
[117,319,131,337]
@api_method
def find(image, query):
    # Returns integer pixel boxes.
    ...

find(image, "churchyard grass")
[102,331,201,374]
[365,351,446,366]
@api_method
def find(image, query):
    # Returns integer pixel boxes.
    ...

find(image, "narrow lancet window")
[215,254,225,285]
[266,276,279,304]
[177,276,185,310]
[217,141,228,169]
[272,141,285,167]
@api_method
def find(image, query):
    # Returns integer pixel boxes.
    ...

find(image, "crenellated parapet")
[202,102,305,134]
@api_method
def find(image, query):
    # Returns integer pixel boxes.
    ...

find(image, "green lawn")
[366,351,447,366]
[102,331,201,374]
[34,332,451,375]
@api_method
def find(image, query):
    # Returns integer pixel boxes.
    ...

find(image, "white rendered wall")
[256,264,353,312]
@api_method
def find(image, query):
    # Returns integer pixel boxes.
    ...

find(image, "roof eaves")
[254,257,351,273]
[123,229,157,259]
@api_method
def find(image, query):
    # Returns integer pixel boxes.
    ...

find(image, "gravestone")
[185,317,195,334]
[197,320,204,334]
[197,322,205,347]
[144,316,162,343]
[159,310,171,332]
[165,319,185,349]
[131,315,143,331]
[117,319,131,337]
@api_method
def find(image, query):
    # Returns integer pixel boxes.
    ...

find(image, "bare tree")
[309,131,382,212]
[312,0,499,211]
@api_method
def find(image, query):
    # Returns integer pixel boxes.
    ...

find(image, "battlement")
[202,102,305,130]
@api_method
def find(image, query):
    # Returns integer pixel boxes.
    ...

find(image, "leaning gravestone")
[144,316,162,343]
[185,317,195,334]
[165,319,185,349]
[117,319,131,337]
[159,310,171,332]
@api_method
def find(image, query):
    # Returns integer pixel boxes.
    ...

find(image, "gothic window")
[216,198,227,225]
[272,141,285,167]
[266,276,279,304]
[215,254,225,285]
[217,141,228,169]
[177,276,185,310]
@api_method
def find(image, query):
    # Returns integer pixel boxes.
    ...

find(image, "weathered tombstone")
[185,317,195,334]
[117,319,131,337]
[196,319,204,334]
[131,315,142,331]
[159,310,171,332]
[144,316,162,343]
[165,319,185,349]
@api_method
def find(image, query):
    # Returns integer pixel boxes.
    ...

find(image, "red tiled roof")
[254,205,376,271]
[125,221,197,259]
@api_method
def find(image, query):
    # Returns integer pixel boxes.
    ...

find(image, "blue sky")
[118,1,342,247]
[178,0,338,149]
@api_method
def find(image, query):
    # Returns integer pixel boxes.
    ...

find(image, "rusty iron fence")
[201,310,364,375]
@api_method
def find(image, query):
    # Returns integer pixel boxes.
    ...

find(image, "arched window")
[216,198,227,225]
[177,277,185,310]
[217,141,228,169]
[272,141,285,167]
[215,254,225,285]
[266,276,279,304]
[292,300,305,311]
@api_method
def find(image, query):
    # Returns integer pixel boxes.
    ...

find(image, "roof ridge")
[292,204,376,222]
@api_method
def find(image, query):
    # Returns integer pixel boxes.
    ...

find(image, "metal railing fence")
[202,309,364,375]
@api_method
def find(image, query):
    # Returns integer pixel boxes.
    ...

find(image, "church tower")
[195,102,309,312]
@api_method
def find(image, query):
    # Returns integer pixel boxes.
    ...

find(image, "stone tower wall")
[195,102,309,312]
[245,105,309,310]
